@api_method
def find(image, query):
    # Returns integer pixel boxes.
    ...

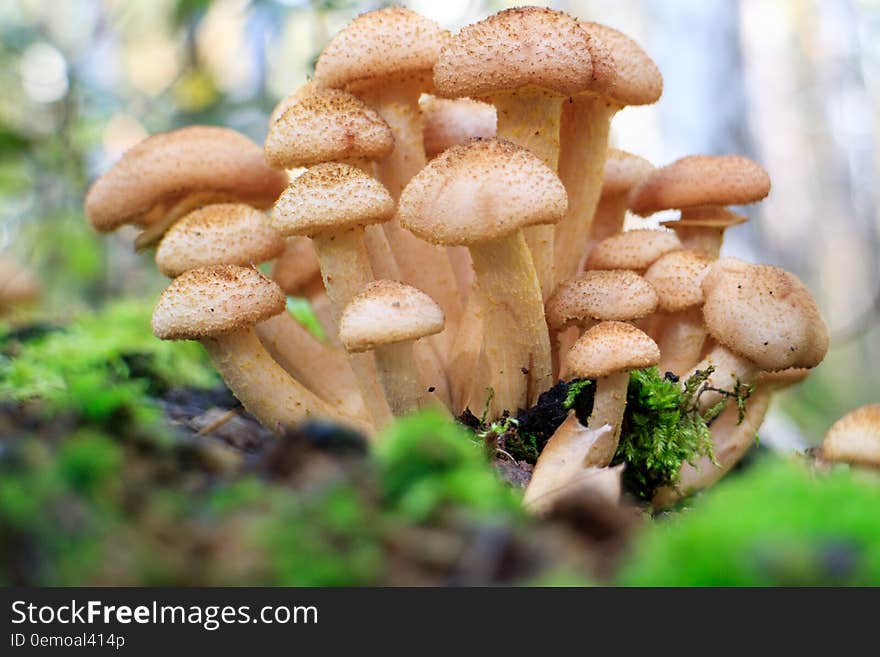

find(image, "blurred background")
[0,0,877,446]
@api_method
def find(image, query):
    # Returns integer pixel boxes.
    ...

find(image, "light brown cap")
[629,155,771,216]
[756,367,811,389]
[264,87,394,169]
[85,126,287,232]
[339,280,444,352]
[601,149,654,197]
[662,206,748,229]
[269,81,315,125]
[434,6,593,99]
[546,270,658,329]
[398,138,567,246]
[314,7,449,91]
[155,204,284,278]
[271,237,321,295]
[701,257,829,371]
[643,249,712,312]
[421,97,496,158]
[152,264,285,340]
[272,163,394,238]
[0,255,40,306]
[566,321,660,379]
[584,229,682,272]
[580,21,663,106]
[821,404,880,467]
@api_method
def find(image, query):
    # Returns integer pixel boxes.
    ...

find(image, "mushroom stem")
[254,312,368,423]
[469,231,553,416]
[375,341,449,416]
[134,191,237,251]
[582,370,630,466]
[555,95,618,283]
[685,343,757,412]
[448,292,490,414]
[656,307,707,377]
[583,191,630,262]
[201,328,372,435]
[492,91,562,300]
[671,223,724,258]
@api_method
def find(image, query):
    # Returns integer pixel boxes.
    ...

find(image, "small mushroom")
[151,265,371,435]
[584,228,683,274]
[821,404,880,468]
[340,281,448,418]
[420,97,496,159]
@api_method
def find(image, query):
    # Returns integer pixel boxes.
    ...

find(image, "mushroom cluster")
[84,6,829,508]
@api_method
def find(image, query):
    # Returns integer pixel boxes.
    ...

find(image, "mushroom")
[555,21,663,284]
[685,258,829,412]
[434,6,594,299]
[154,203,368,423]
[629,155,771,257]
[151,265,371,435]
[339,281,448,417]
[420,97,496,159]
[821,404,880,468]
[583,228,683,274]
[565,321,661,466]
[546,270,658,379]
[398,139,566,416]
[85,126,287,250]
[643,249,713,377]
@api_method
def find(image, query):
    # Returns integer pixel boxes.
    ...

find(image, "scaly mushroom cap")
[155,204,284,278]
[152,264,285,340]
[822,404,880,467]
[629,155,771,216]
[264,87,394,169]
[398,138,567,246]
[271,237,321,295]
[643,250,712,313]
[585,229,682,272]
[421,97,496,158]
[756,367,811,388]
[546,270,658,329]
[85,126,287,232]
[314,7,449,91]
[566,321,660,379]
[702,258,829,371]
[434,6,593,99]
[580,21,663,106]
[0,256,40,306]
[268,80,316,125]
[272,163,394,238]
[601,149,655,197]
[339,280,445,352]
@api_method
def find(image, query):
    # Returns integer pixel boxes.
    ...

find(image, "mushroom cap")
[152,264,285,340]
[272,163,395,238]
[434,6,593,99]
[268,80,316,125]
[264,87,394,169]
[0,256,40,306]
[701,258,829,371]
[85,126,287,232]
[580,21,663,107]
[566,321,660,378]
[601,149,655,197]
[314,7,449,91]
[339,280,445,352]
[271,237,321,295]
[662,206,748,229]
[756,367,811,389]
[584,229,682,272]
[643,249,712,312]
[546,270,658,329]
[155,204,284,278]
[421,97,496,158]
[629,155,771,216]
[398,138,567,246]
[822,404,880,467]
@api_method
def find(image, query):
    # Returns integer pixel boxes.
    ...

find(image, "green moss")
[618,458,880,586]
[286,296,325,341]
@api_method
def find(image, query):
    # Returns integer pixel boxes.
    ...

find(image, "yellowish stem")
[583,371,630,467]
[375,342,450,417]
[685,343,758,413]
[657,307,708,377]
[584,192,629,260]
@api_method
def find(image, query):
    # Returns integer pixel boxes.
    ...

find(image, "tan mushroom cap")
[152,264,285,340]
[264,88,394,169]
[584,229,682,272]
[661,207,748,229]
[643,250,712,313]
[398,138,567,246]
[0,256,40,306]
[756,367,811,388]
[580,21,663,107]
[601,149,655,197]
[701,258,829,371]
[271,237,321,295]
[272,163,394,238]
[546,270,658,329]
[822,404,880,467]
[629,155,771,216]
[85,126,287,232]
[268,80,316,125]
[421,97,496,158]
[314,7,449,91]
[566,321,660,379]
[155,204,284,278]
[339,280,445,353]
[434,6,593,99]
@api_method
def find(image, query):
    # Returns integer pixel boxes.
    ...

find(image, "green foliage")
[286,296,326,341]
[618,458,880,586]
[563,379,593,410]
